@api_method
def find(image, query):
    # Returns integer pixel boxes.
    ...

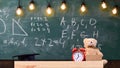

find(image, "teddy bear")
[83,38,107,64]
[83,38,103,56]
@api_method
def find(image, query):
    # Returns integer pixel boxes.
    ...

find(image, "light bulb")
[46,7,52,15]
[112,7,118,15]
[16,7,23,16]
[29,3,35,11]
[60,3,67,11]
[101,1,107,9]
[80,4,86,13]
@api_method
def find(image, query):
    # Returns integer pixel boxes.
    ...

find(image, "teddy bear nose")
[91,41,92,43]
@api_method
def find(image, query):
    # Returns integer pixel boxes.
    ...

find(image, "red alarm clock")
[72,48,85,61]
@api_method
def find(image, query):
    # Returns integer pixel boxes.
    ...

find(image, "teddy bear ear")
[92,38,97,44]
[83,38,88,43]
[95,39,97,44]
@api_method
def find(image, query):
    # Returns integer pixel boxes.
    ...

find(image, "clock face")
[72,52,84,61]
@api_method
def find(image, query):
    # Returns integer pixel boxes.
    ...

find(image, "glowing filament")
[46,7,52,15]
[80,4,86,12]
[16,7,23,16]
[29,3,35,11]
[101,2,107,9]
[60,3,67,11]
[112,7,118,15]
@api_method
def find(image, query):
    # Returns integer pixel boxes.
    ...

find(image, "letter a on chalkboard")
[12,18,28,36]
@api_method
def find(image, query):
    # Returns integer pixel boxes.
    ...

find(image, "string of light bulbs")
[16,0,119,16]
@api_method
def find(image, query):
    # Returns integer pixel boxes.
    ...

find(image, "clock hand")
[76,54,79,59]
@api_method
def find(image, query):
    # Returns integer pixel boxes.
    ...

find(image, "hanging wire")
[46,0,50,4]
[113,0,118,8]
[113,0,116,5]
[101,0,105,3]
[46,0,52,8]
[18,0,20,7]
[30,0,34,3]
[81,0,86,6]
[81,0,86,5]
[81,0,85,3]
[113,0,119,7]
[62,0,66,3]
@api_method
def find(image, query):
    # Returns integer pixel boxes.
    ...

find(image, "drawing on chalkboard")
[12,18,28,36]
[0,18,6,34]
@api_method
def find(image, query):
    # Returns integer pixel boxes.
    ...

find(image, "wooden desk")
[15,61,103,68]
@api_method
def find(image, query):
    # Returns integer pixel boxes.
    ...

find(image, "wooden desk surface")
[15,61,103,68]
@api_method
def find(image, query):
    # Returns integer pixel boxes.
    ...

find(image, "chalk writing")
[89,18,97,29]
[41,38,46,46]
[80,18,97,29]
[34,38,54,47]
[80,31,89,38]
[3,37,27,47]
[93,30,99,38]
[34,37,42,46]
[34,38,65,48]
[59,38,66,48]
[71,44,83,49]
[81,20,86,29]
[60,17,99,39]
[61,29,68,38]
[48,38,54,47]
[2,37,64,48]
[59,17,100,49]
[71,18,77,26]
[71,30,76,39]
[30,17,50,33]
[60,17,66,26]
[30,17,48,21]
[0,8,9,18]
[97,44,102,50]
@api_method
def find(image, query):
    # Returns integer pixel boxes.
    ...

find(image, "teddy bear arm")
[97,50,103,57]
[85,51,90,55]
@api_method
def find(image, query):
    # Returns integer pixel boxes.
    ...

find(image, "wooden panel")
[15,61,103,68]
[104,60,120,68]
[0,61,14,68]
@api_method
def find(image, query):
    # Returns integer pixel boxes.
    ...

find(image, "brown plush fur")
[83,38,107,64]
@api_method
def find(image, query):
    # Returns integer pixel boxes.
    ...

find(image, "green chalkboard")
[0,0,120,60]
